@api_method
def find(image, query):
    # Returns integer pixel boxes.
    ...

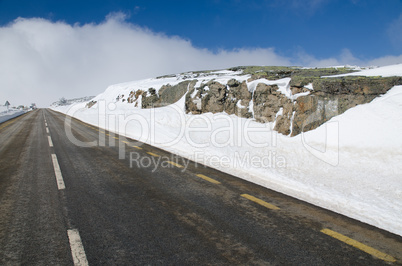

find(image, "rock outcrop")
[224,79,253,118]
[141,80,196,108]
[101,66,402,136]
[288,76,402,136]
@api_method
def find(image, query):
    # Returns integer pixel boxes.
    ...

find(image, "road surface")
[0,109,401,265]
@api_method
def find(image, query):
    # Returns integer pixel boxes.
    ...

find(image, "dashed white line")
[67,229,89,266]
[48,136,53,147]
[44,114,89,265]
[51,154,65,190]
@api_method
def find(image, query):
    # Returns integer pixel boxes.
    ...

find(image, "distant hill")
[51,96,95,107]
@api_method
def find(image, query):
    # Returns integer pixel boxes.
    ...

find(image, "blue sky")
[1,0,401,59]
[0,0,401,106]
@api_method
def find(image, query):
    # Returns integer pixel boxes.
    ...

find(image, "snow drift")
[0,106,26,123]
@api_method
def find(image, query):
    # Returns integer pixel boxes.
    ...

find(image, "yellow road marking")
[147,152,160,157]
[0,113,26,129]
[167,161,184,168]
[113,137,119,139]
[196,174,221,184]
[131,146,143,150]
[320,229,396,262]
[0,120,15,130]
[241,194,280,210]
[122,141,129,144]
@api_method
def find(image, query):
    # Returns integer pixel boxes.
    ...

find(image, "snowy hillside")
[0,106,26,123]
[52,64,402,236]
[50,96,95,107]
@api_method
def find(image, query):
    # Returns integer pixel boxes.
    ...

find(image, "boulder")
[201,81,227,113]
[224,80,252,118]
[142,80,195,109]
[253,84,283,123]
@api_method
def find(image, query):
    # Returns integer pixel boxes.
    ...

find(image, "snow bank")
[52,64,402,236]
[0,107,26,123]
[324,63,402,78]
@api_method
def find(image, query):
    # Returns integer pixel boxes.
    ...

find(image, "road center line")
[131,145,143,150]
[147,152,160,157]
[241,194,280,210]
[46,127,49,134]
[320,228,396,262]
[0,120,15,130]
[48,136,54,147]
[51,154,66,190]
[167,161,184,168]
[67,229,89,266]
[196,174,221,184]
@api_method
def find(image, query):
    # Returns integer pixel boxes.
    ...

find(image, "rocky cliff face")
[288,76,402,135]
[105,66,402,136]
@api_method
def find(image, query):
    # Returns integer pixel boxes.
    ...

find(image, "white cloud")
[295,47,402,68]
[367,55,402,67]
[0,15,291,107]
[0,14,401,107]
[294,49,339,67]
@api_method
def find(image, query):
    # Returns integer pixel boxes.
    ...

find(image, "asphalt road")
[0,108,401,265]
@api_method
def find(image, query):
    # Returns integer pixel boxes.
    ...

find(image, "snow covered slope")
[52,64,402,236]
[324,63,402,78]
[0,106,26,123]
